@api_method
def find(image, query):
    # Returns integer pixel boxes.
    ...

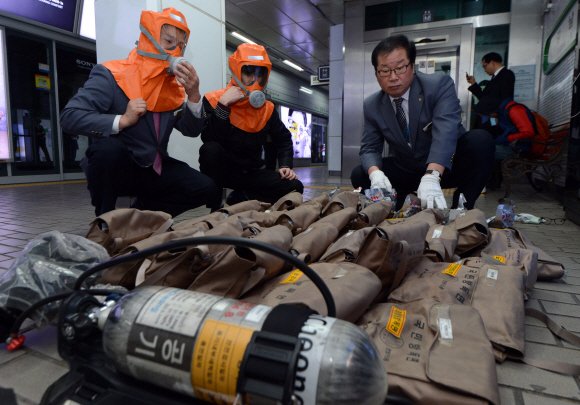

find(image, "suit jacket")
[360,71,466,174]
[60,64,204,168]
[468,67,515,103]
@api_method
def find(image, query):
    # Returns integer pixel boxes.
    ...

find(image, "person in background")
[60,8,219,217]
[467,52,515,129]
[351,34,494,211]
[34,118,52,165]
[199,43,303,206]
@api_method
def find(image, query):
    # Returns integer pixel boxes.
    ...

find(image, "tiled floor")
[0,167,580,405]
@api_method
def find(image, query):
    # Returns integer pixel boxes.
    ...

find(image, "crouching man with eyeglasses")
[350,34,495,211]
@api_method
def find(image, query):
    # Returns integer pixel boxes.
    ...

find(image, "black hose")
[73,236,337,318]
[8,289,125,339]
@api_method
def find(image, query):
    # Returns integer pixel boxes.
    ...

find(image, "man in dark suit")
[351,34,495,211]
[60,8,220,217]
[467,52,515,126]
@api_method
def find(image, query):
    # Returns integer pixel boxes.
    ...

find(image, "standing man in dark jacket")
[467,52,515,127]
[199,43,303,206]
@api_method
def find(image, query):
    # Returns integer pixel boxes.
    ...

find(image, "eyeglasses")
[541,217,567,225]
[482,63,489,69]
[377,62,412,77]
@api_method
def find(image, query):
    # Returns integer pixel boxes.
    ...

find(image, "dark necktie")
[394,98,408,139]
[153,112,162,175]
[491,74,496,80]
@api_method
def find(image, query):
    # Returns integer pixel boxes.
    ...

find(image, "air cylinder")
[99,286,387,405]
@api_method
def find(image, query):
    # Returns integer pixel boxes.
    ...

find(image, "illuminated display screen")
[0,30,9,160]
[0,0,77,32]
[280,106,312,158]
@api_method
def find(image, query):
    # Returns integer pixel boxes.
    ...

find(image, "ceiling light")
[300,86,313,94]
[283,60,304,71]
[231,32,256,44]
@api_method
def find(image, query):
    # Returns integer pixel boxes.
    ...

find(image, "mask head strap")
[230,67,250,100]
[136,24,171,61]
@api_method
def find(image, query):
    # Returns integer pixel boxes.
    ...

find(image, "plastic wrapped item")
[395,193,421,218]
[514,213,545,224]
[445,193,467,223]
[364,187,397,204]
[0,231,110,332]
[489,199,516,228]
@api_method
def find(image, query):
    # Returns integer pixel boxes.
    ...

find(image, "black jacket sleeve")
[267,107,294,169]
[468,83,483,99]
[200,96,231,144]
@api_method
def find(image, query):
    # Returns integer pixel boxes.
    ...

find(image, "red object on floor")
[6,335,25,350]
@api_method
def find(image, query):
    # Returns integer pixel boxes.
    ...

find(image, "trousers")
[351,129,494,210]
[85,137,220,217]
[199,141,304,205]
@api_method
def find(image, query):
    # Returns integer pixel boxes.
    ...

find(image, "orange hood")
[205,83,275,133]
[102,8,190,112]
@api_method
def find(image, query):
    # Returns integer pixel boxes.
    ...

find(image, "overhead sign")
[310,75,328,86]
[318,66,330,81]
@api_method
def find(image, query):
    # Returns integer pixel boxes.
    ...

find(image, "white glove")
[369,170,393,193]
[417,174,447,209]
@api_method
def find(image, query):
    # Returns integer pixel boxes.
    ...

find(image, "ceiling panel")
[294,56,323,71]
[328,13,344,25]
[276,43,313,60]
[246,26,295,47]
[297,18,331,45]
[237,0,295,28]
[296,41,329,62]
[313,0,344,16]
[225,4,267,34]
[275,23,318,44]
[267,0,322,23]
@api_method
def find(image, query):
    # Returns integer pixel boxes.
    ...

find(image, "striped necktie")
[394,98,408,139]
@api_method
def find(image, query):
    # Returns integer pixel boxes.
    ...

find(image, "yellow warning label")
[192,319,255,404]
[442,263,462,277]
[280,269,304,284]
[386,306,406,338]
[493,256,506,263]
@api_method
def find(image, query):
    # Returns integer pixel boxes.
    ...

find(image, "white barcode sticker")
[431,226,443,239]
[487,268,499,280]
[439,318,453,340]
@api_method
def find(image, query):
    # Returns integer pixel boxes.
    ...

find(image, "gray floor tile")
[0,353,68,404]
[542,301,580,317]
[522,392,580,405]
[499,387,517,405]
[525,325,558,345]
[529,289,577,304]
[496,361,580,399]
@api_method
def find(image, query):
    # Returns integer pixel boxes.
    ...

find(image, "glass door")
[6,29,59,176]
[415,50,459,87]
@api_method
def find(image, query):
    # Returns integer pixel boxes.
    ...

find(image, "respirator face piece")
[137,21,191,76]
[239,65,269,108]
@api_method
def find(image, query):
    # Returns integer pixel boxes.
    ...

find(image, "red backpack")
[505,102,550,159]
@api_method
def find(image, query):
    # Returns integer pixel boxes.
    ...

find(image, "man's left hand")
[279,168,298,180]
[417,174,447,209]
[175,61,201,103]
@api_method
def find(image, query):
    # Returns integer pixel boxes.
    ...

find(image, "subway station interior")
[1,0,580,404]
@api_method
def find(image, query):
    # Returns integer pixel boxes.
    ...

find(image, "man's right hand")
[466,75,476,85]
[218,86,245,106]
[119,98,147,130]
[369,169,393,193]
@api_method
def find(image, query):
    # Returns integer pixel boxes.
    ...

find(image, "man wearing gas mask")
[60,8,220,217]
[199,44,303,207]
